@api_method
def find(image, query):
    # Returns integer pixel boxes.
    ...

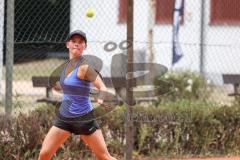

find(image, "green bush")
[0,101,240,159]
[132,100,240,157]
[0,105,55,159]
[154,71,211,103]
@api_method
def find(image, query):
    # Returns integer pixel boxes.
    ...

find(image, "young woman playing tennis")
[38,30,117,160]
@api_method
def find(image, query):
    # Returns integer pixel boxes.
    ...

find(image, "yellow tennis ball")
[86,8,94,18]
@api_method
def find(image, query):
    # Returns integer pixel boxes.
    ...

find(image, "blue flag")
[172,0,184,65]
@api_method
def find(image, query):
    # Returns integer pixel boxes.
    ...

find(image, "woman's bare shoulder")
[77,64,89,80]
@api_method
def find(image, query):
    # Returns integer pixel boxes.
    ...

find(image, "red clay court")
[134,157,240,160]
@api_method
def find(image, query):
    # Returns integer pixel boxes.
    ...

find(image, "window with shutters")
[118,0,184,24]
[210,0,240,25]
[118,0,127,23]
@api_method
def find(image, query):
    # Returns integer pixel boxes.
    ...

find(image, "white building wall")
[70,0,240,83]
[71,0,126,76]
[153,0,202,71]
[204,0,240,75]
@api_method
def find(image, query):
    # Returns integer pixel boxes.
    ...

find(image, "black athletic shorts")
[53,110,100,135]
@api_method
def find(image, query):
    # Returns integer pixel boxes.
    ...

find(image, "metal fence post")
[5,0,14,114]
[200,0,206,75]
[125,0,134,159]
